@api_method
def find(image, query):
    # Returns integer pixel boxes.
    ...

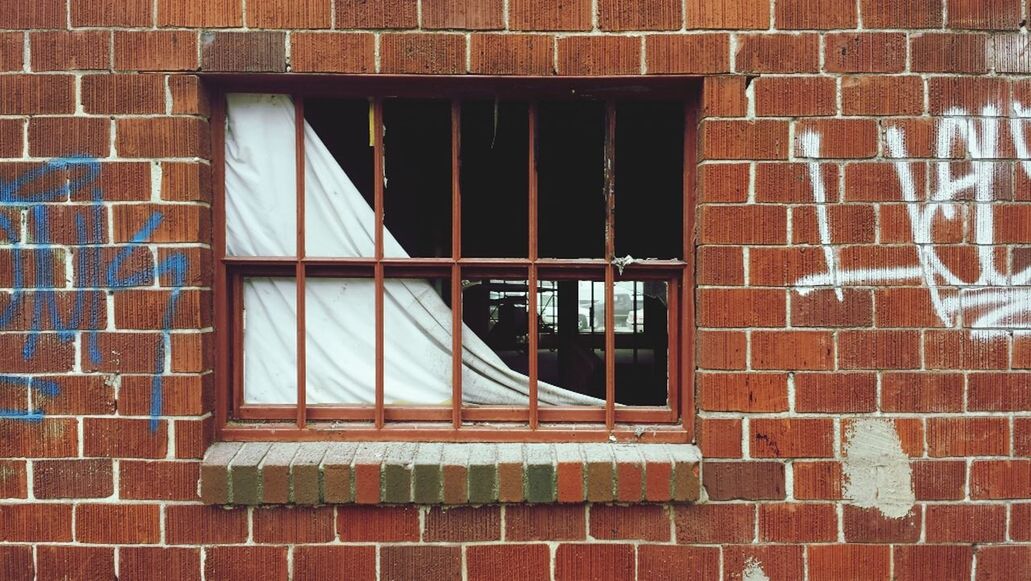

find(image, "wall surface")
[1,0,1030,579]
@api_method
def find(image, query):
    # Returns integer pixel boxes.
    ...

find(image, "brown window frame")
[210,75,700,443]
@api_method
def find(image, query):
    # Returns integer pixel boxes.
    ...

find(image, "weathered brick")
[75,504,160,544]
[736,34,820,73]
[825,32,907,73]
[248,0,330,28]
[423,0,504,29]
[291,33,374,73]
[509,0,592,31]
[776,0,857,29]
[30,31,110,71]
[554,544,634,581]
[157,0,242,27]
[82,74,165,114]
[557,36,641,76]
[751,418,834,458]
[115,31,198,71]
[33,459,112,499]
[335,0,417,28]
[911,33,988,73]
[685,0,768,28]
[380,33,465,74]
[201,31,286,72]
[759,503,837,542]
[470,34,553,75]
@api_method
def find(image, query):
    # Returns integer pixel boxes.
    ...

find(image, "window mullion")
[373,98,386,430]
[528,101,539,430]
[294,96,308,430]
[451,100,463,430]
[680,99,697,435]
[604,101,616,430]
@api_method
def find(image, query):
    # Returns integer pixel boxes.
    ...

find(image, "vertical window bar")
[681,100,697,435]
[604,101,616,430]
[527,102,539,429]
[667,277,680,417]
[373,98,386,429]
[451,101,463,430]
[294,97,307,430]
[211,95,230,434]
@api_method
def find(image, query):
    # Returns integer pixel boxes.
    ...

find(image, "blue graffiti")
[0,157,189,431]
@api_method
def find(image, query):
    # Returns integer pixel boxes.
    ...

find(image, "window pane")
[243,277,297,404]
[460,101,530,258]
[384,277,452,406]
[384,99,452,258]
[614,280,669,406]
[305,98,376,258]
[537,101,606,259]
[462,278,529,405]
[537,278,607,405]
[614,102,684,259]
[225,94,297,257]
[306,277,375,404]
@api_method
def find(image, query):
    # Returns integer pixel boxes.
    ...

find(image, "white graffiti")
[795,104,1031,338]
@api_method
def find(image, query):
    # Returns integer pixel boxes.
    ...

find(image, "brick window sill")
[200,442,702,506]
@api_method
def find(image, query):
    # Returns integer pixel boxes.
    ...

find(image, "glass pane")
[461,278,529,406]
[304,98,376,258]
[537,101,606,259]
[614,280,669,406]
[461,101,530,258]
[537,278,607,405]
[384,277,452,406]
[225,94,296,257]
[305,277,375,404]
[614,101,684,259]
[383,99,452,258]
[243,277,296,404]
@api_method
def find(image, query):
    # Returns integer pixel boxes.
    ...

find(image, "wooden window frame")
[209,75,700,443]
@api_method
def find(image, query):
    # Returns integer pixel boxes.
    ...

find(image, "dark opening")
[305,98,375,207]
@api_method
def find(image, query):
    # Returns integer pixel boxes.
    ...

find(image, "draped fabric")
[225,93,601,407]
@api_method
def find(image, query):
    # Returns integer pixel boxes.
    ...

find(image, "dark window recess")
[305,98,375,207]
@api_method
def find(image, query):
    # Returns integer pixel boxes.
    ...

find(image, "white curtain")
[225,93,601,407]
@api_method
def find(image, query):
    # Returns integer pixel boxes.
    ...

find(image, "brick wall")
[1,0,1030,579]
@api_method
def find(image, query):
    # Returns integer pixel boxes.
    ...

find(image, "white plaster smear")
[794,104,1031,340]
[742,557,771,581]
[842,419,915,519]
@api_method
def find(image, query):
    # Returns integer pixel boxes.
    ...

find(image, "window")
[213,77,698,441]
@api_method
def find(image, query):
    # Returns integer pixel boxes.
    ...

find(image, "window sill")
[200,442,701,506]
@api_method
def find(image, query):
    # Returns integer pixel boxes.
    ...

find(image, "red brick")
[703,76,748,117]
[876,288,954,327]
[293,546,376,581]
[120,548,201,581]
[509,0,592,30]
[697,330,746,370]
[0,460,26,498]
[704,462,785,501]
[555,544,634,581]
[37,546,114,580]
[895,545,972,581]
[929,77,1009,116]
[423,0,504,29]
[971,460,1031,499]
[777,0,857,29]
[33,459,112,499]
[0,118,21,156]
[845,161,924,201]
[826,32,906,73]
[168,75,210,116]
[599,0,681,30]
[84,418,168,458]
[759,503,837,542]
[646,34,730,74]
[506,505,585,541]
[205,547,287,581]
[291,33,374,73]
[639,546,719,580]
[926,504,1006,542]
[699,289,786,329]
[118,117,210,158]
[751,330,833,370]
[119,375,208,417]
[82,332,161,373]
[249,0,330,28]
[590,505,669,541]
[338,505,419,541]
[793,461,842,500]
[0,418,78,458]
[795,372,877,413]
[685,0,769,28]
[880,204,964,244]
[843,505,920,542]
[557,36,641,75]
[113,288,209,330]
[912,460,966,500]
[751,418,834,458]
[166,505,248,544]
[697,246,744,285]
[1015,504,1031,541]
[253,506,335,543]
[911,32,988,73]
[796,119,879,159]
[120,460,200,501]
[976,546,1031,581]
[0,504,72,542]
[699,205,788,244]
[0,546,33,581]
[29,117,110,158]
[335,0,416,28]
[791,289,874,327]
[927,333,1009,370]
[380,33,465,74]
[725,545,804,581]
[174,417,215,459]
[839,330,921,369]
[736,34,820,73]
[467,545,550,581]
[0,0,65,28]
[162,162,211,202]
[808,545,890,581]
[699,419,743,458]
[699,163,748,202]
[928,417,1010,457]
[82,74,165,114]
[754,76,836,117]
[843,76,925,116]
[200,31,287,72]
[424,506,500,541]
[701,120,790,160]
[674,503,754,543]
[861,0,943,28]
[0,33,20,72]
[469,34,553,75]
[76,504,160,544]
[115,31,198,71]
[113,204,210,244]
[30,31,109,71]
[699,372,788,412]
[157,0,242,26]
[381,546,461,581]
[73,0,153,26]
[948,0,1022,29]
[882,372,964,412]
[843,417,924,457]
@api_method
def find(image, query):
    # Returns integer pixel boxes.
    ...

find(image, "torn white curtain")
[225,93,601,407]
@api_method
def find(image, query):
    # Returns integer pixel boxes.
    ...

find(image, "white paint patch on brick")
[742,556,770,581]
[842,418,914,520]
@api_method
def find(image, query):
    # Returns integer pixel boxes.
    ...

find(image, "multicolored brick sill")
[200,442,702,506]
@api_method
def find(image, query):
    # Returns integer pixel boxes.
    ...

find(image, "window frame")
[209,75,700,443]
